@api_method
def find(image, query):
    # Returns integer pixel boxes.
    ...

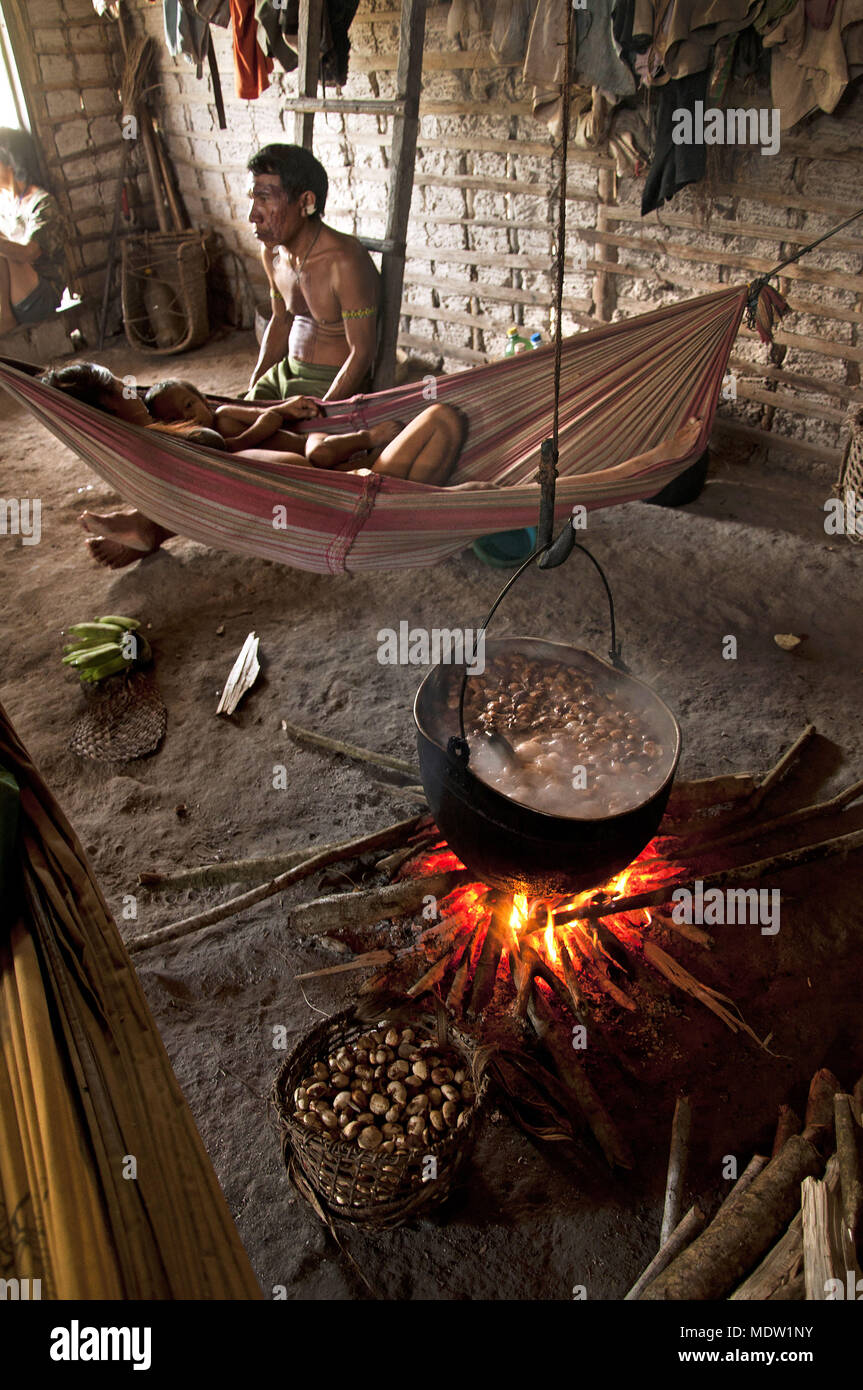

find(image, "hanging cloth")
[255,1,359,84]
[641,67,710,214]
[573,0,637,96]
[806,0,840,26]
[230,0,273,99]
[195,0,231,21]
[764,0,863,130]
[164,0,210,77]
[490,0,535,65]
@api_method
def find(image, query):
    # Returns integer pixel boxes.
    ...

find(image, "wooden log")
[773,1105,802,1158]
[767,1271,805,1300]
[558,942,589,1025]
[651,911,713,948]
[853,1076,863,1128]
[294,949,393,981]
[570,923,637,1011]
[662,774,756,821]
[446,920,484,1015]
[639,1136,822,1301]
[280,718,416,778]
[511,954,632,1169]
[406,924,473,999]
[802,1068,841,1147]
[729,1212,803,1301]
[660,1095,692,1247]
[834,1093,863,1252]
[624,1204,706,1301]
[803,1157,845,1301]
[288,870,470,938]
[128,817,436,953]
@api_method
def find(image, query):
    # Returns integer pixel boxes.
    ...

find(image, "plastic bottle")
[529,332,542,349]
[505,325,530,356]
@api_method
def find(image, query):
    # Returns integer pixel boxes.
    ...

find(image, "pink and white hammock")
[0,284,773,574]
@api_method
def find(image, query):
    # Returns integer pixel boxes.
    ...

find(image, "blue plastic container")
[472,526,537,568]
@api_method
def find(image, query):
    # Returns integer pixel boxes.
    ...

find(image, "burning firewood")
[468,897,506,1017]
[288,871,470,937]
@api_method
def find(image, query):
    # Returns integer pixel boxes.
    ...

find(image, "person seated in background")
[0,127,65,335]
[41,362,475,569]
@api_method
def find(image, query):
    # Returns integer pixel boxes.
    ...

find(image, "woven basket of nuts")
[271,1009,487,1226]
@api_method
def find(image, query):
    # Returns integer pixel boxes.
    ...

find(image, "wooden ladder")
[287,0,427,390]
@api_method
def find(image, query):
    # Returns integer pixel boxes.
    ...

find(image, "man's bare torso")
[267,224,379,368]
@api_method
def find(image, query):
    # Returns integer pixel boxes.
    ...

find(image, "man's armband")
[342,306,377,320]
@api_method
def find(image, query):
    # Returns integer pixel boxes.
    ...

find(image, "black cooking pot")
[413,549,681,897]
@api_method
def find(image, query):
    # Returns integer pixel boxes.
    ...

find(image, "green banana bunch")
[61,615,151,684]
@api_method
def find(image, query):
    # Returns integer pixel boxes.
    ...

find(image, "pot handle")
[453,539,623,750]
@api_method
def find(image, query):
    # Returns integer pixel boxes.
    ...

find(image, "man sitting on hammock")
[41,363,473,569]
[245,143,380,404]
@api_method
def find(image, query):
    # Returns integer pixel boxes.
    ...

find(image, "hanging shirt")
[230,0,273,99]
[640,67,709,215]
[164,0,211,77]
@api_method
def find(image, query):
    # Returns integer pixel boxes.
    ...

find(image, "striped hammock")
[0,284,765,575]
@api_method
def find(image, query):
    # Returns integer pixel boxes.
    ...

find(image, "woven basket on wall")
[121,230,209,356]
[271,1008,487,1227]
[836,407,863,544]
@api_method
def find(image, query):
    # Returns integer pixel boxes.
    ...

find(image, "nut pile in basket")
[292,1025,475,1153]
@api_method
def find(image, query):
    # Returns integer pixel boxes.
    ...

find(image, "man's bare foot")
[78,509,169,553]
[86,536,146,569]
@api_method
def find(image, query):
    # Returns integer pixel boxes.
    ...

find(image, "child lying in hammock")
[41,362,479,569]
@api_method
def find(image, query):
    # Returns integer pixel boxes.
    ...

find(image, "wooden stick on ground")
[660,1094,692,1247]
[639,1135,822,1301]
[280,717,417,777]
[294,949,394,981]
[624,1204,706,1301]
[834,1092,863,1252]
[715,1153,770,1219]
[127,816,434,954]
[138,816,434,890]
[662,773,756,821]
[748,723,817,813]
[729,1212,803,1301]
[802,1155,845,1301]
[651,911,714,948]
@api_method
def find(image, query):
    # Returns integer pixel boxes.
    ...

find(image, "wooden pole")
[660,1095,692,1247]
[294,0,323,150]
[373,0,427,390]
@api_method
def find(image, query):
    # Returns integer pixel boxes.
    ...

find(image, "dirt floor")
[2,327,863,1300]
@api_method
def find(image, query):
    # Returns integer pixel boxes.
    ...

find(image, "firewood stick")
[542,828,863,935]
[767,1271,805,1300]
[772,1104,802,1157]
[651,911,713,948]
[715,1153,770,1219]
[558,942,589,1025]
[624,1203,706,1300]
[518,942,579,1019]
[407,928,471,999]
[447,921,484,1014]
[639,1135,822,1301]
[802,1067,841,1146]
[834,1093,863,1252]
[280,717,417,777]
[748,723,816,812]
[294,949,393,980]
[288,870,470,938]
[137,815,431,889]
[468,902,505,1017]
[645,777,863,877]
[660,1094,692,1247]
[128,819,442,953]
[729,1212,803,1301]
[662,773,755,821]
[570,923,637,1011]
[518,965,633,1169]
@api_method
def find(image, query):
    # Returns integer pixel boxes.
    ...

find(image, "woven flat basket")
[271,1007,487,1227]
[70,670,166,762]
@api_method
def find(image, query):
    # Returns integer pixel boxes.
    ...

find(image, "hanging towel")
[641,66,710,214]
[230,0,273,98]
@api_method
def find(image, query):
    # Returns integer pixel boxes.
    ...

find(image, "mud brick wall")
[55,1,863,472]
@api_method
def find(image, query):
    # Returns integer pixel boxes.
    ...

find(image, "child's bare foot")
[79,509,171,553]
[86,537,147,569]
[367,419,403,449]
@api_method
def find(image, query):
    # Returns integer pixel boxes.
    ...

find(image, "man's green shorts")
[246,356,339,401]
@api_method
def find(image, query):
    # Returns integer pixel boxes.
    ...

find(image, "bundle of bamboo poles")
[626,1069,863,1300]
